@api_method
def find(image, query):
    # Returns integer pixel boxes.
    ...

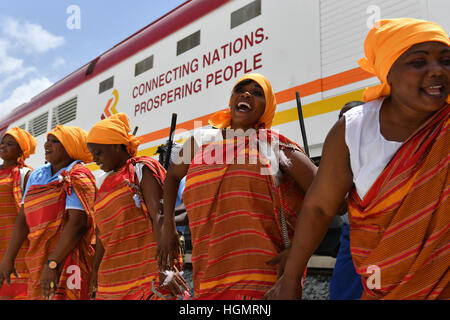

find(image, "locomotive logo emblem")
[101,89,119,119]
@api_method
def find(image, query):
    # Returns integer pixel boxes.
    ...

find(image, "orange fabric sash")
[93,156,167,300]
[183,129,306,299]
[23,163,96,300]
[0,166,29,299]
[348,105,450,300]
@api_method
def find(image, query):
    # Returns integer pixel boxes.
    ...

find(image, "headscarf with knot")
[3,127,36,166]
[48,125,93,164]
[208,73,277,129]
[87,112,140,157]
[358,18,450,103]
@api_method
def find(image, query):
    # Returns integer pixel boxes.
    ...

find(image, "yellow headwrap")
[208,73,277,129]
[359,18,450,103]
[3,127,36,164]
[48,125,93,164]
[87,113,140,157]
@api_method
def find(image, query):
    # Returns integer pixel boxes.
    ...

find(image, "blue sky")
[0,0,186,119]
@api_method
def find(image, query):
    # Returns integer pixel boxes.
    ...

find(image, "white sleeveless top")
[19,167,32,192]
[191,128,286,184]
[344,98,402,200]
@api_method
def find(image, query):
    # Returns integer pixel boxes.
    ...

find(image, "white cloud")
[0,39,23,74]
[1,17,64,53]
[0,65,36,97]
[0,17,64,120]
[0,38,37,97]
[0,77,53,119]
[52,56,66,70]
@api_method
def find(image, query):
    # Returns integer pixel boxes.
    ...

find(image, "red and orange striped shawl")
[93,156,167,300]
[0,166,29,299]
[183,129,306,300]
[24,163,96,300]
[348,104,450,300]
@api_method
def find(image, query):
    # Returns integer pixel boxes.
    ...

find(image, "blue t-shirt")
[175,176,186,207]
[22,160,84,211]
[175,176,186,234]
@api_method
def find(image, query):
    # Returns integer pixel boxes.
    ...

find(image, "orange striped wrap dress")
[0,166,29,299]
[183,129,306,300]
[348,104,450,299]
[24,162,96,300]
[93,156,167,300]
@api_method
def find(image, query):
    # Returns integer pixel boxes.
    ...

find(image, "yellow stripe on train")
[85,89,365,173]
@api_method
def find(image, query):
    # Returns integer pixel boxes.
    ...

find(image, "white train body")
[1,0,448,175]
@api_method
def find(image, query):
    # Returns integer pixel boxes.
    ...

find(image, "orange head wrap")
[358,18,450,103]
[48,125,93,164]
[208,73,277,129]
[3,127,36,165]
[87,113,140,157]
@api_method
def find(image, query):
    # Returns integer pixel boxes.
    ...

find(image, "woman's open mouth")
[422,85,445,97]
[236,102,252,113]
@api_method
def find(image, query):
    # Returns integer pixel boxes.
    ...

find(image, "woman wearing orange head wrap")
[266,18,450,300]
[86,113,186,300]
[359,18,450,103]
[87,113,140,157]
[49,125,93,164]
[158,73,317,299]
[3,127,36,167]
[0,127,36,299]
[0,125,96,300]
[208,73,277,129]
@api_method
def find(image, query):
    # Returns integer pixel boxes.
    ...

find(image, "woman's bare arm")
[265,118,354,299]
[0,205,29,287]
[157,136,197,270]
[41,209,87,299]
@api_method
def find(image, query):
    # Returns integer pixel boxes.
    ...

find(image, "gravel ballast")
[182,265,331,300]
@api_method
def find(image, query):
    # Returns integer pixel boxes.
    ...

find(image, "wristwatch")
[46,259,59,270]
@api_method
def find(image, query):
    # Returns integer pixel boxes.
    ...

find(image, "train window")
[51,97,77,129]
[28,112,49,137]
[99,76,114,94]
[230,0,261,29]
[86,57,100,76]
[135,55,154,77]
[176,30,200,56]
